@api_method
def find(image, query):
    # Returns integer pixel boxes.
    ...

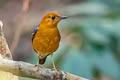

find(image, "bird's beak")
[60,16,68,20]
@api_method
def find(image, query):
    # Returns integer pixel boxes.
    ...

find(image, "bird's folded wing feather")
[32,25,39,41]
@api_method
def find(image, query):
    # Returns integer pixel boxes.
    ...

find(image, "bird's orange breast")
[32,27,61,55]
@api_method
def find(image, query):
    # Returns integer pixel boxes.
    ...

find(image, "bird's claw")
[34,64,42,70]
[51,67,58,72]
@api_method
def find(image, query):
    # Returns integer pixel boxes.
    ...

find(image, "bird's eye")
[51,16,56,20]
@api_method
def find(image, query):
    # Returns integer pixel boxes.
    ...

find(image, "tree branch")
[0,20,18,80]
[0,58,88,80]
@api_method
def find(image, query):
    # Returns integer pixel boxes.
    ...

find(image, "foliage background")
[0,0,120,80]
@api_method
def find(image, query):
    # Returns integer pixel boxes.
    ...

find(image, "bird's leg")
[51,54,57,71]
[35,56,42,70]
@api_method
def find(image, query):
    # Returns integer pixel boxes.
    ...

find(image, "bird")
[32,12,67,70]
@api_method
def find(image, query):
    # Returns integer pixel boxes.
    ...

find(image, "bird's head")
[40,12,67,27]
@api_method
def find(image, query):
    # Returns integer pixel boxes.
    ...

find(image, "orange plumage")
[32,12,67,68]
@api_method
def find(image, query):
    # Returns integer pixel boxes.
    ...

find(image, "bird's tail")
[39,57,47,64]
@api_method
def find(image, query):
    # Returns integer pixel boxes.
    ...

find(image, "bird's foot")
[51,67,58,72]
[34,64,42,70]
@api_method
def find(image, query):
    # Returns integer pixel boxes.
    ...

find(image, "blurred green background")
[0,0,120,80]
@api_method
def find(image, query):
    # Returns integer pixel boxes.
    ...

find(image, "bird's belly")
[32,35,60,54]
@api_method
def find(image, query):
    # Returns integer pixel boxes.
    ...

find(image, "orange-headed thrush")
[32,12,67,69]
